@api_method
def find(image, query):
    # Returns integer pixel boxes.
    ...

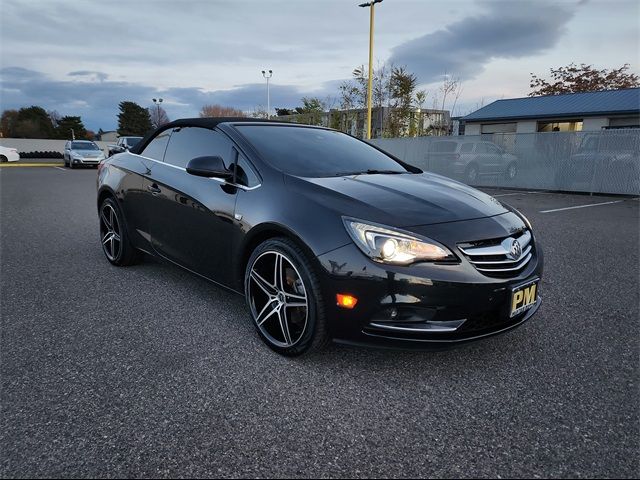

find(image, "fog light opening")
[336,294,358,309]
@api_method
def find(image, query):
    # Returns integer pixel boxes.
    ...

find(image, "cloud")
[68,71,109,82]
[0,67,338,131]
[388,0,577,84]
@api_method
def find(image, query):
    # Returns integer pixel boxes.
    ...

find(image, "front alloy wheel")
[245,238,329,356]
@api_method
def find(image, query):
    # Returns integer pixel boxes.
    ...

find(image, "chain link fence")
[370,129,640,195]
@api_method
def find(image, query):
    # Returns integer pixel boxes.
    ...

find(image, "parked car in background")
[0,146,20,162]
[64,140,105,168]
[425,139,518,183]
[108,136,142,156]
[556,131,640,194]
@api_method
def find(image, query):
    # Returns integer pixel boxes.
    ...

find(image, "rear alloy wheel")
[99,197,140,266]
[0,155,7,163]
[245,238,329,356]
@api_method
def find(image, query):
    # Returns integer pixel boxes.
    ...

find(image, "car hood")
[290,172,508,227]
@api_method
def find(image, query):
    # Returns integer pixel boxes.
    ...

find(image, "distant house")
[98,130,118,142]
[461,88,640,135]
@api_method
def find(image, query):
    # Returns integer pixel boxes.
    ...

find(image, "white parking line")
[540,200,623,213]
[53,166,67,171]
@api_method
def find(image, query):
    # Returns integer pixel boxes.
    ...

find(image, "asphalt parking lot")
[1,166,638,478]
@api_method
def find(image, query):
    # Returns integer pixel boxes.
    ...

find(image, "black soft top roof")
[130,117,285,154]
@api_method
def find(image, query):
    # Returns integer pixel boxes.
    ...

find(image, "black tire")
[99,197,141,266]
[0,155,7,163]
[465,164,478,184]
[69,160,75,169]
[244,237,330,356]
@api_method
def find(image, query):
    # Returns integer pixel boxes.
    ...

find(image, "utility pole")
[261,70,273,119]
[359,0,382,139]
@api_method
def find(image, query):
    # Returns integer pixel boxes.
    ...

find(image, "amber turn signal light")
[336,294,358,309]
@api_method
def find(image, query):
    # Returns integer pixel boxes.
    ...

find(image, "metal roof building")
[461,88,640,135]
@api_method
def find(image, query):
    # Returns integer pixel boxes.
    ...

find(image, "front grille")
[458,230,534,278]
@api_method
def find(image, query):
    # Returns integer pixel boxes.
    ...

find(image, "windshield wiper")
[337,169,407,176]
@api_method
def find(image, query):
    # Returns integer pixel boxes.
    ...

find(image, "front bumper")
[316,238,544,349]
[72,157,102,165]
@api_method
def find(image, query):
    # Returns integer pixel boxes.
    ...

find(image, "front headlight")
[71,153,83,159]
[342,217,455,265]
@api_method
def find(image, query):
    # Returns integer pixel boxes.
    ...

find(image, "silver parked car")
[107,136,143,156]
[557,131,640,194]
[425,139,518,183]
[63,140,106,168]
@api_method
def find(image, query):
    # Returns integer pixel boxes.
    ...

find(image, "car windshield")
[71,142,99,150]
[236,125,409,177]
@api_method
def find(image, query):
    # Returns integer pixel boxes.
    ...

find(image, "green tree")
[387,67,417,138]
[275,108,294,116]
[55,116,87,140]
[117,101,153,136]
[0,109,19,137]
[11,106,55,138]
[297,97,326,126]
[529,63,639,96]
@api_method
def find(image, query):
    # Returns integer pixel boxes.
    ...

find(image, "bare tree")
[47,110,62,129]
[414,90,427,136]
[148,105,170,127]
[338,80,360,134]
[200,104,245,118]
[249,106,268,119]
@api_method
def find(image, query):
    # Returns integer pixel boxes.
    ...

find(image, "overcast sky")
[1,0,638,131]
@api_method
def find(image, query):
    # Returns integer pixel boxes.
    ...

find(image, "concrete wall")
[0,138,111,155]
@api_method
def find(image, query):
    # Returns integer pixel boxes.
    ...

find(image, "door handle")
[147,184,161,195]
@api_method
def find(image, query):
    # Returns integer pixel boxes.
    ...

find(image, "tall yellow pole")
[366,3,375,139]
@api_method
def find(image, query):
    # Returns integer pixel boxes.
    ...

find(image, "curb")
[0,163,65,167]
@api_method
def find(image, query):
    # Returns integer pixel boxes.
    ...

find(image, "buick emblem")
[509,239,522,260]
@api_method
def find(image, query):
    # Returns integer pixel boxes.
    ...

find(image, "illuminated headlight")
[342,217,455,265]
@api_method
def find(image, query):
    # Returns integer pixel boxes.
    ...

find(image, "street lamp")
[152,98,163,127]
[359,0,382,140]
[261,70,273,119]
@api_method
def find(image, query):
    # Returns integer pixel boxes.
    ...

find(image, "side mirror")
[186,156,233,179]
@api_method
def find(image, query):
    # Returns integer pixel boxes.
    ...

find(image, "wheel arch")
[236,223,318,292]
[97,186,118,211]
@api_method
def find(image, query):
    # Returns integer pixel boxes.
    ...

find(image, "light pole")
[261,70,273,119]
[359,0,382,139]
[152,97,163,127]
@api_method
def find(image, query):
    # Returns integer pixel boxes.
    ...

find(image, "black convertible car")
[97,118,543,356]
